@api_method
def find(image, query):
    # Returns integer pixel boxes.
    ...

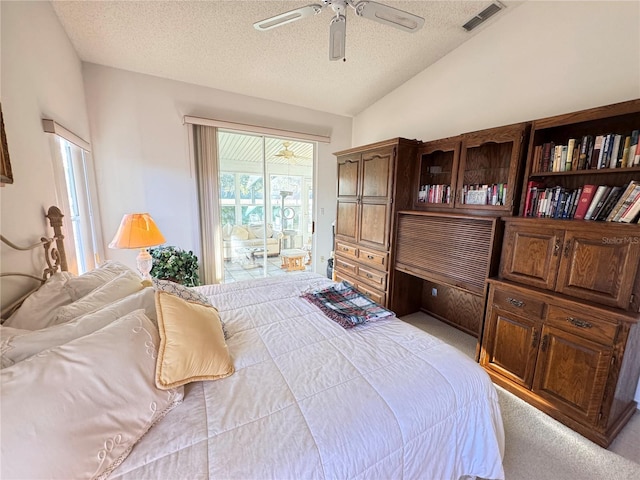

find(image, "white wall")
[353,1,640,144]
[82,64,352,274]
[0,1,91,306]
[352,0,640,403]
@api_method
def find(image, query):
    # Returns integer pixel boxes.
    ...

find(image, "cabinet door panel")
[556,231,640,309]
[361,148,393,199]
[533,326,611,425]
[337,155,360,197]
[360,203,390,249]
[481,308,540,389]
[336,201,358,242]
[500,225,563,290]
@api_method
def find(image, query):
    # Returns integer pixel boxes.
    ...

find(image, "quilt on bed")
[111,272,505,480]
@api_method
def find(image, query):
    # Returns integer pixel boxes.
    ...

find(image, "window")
[45,121,104,275]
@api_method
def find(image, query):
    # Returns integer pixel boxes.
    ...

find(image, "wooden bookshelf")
[519,99,640,220]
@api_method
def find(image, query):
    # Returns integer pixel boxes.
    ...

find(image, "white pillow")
[230,225,249,240]
[0,326,30,367]
[2,272,75,330]
[0,310,183,480]
[1,287,157,368]
[53,270,144,324]
[64,260,134,301]
[248,223,265,239]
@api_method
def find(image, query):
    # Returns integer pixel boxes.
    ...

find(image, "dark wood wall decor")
[0,103,14,185]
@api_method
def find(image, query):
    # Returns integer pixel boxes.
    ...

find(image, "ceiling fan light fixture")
[329,15,347,61]
[254,0,424,60]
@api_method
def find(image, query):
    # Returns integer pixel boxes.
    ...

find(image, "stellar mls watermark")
[602,236,640,245]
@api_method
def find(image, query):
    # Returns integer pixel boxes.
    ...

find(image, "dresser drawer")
[334,255,358,276]
[493,288,545,319]
[335,241,358,259]
[546,305,618,346]
[358,247,388,271]
[334,272,387,307]
[356,282,386,306]
[357,265,387,290]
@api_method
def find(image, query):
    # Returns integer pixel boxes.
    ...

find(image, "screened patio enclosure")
[217,130,314,283]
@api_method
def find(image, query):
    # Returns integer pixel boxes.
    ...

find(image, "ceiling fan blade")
[329,14,347,61]
[254,4,324,31]
[354,1,425,33]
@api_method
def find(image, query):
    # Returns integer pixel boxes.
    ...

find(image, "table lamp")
[109,213,166,280]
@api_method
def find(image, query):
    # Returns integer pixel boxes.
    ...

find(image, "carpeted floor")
[401,312,640,480]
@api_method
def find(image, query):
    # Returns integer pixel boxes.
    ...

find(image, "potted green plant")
[149,246,200,287]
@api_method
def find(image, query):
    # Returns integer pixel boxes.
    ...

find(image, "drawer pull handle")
[541,334,549,352]
[343,247,349,251]
[367,255,375,260]
[507,297,525,308]
[563,240,572,258]
[531,330,540,348]
[553,239,560,256]
[366,273,373,279]
[568,317,592,329]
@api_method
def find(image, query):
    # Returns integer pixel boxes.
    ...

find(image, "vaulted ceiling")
[52,1,521,117]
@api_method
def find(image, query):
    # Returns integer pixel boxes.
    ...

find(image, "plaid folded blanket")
[301,281,394,329]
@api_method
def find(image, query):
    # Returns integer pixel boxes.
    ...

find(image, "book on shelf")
[593,186,624,221]
[578,135,592,170]
[608,134,621,168]
[573,185,598,220]
[628,130,639,168]
[621,136,632,168]
[590,135,603,169]
[417,184,451,204]
[523,181,543,216]
[619,192,640,223]
[534,130,640,173]
[541,142,553,172]
[606,181,640,222]
[583,186,611,220]
[612,185,640,222]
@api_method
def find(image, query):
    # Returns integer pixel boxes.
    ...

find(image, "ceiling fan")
[254,0,425,62]
[275,141,309,164]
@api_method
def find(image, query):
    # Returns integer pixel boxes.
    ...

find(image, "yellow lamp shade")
[109,213,166,249]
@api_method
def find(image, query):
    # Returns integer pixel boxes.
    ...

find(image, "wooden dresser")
[333,138,419,307]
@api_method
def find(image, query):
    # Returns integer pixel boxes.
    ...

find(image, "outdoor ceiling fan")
[253,0,425,61]
[275,141,309,164]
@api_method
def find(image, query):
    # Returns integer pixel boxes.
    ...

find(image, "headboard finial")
[46,206,68,272]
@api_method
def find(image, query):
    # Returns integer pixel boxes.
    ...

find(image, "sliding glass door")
[218,130,314,283]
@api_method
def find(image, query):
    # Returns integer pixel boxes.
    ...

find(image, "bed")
[0,207,505,480]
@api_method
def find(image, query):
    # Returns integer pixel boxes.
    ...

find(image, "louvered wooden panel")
[395,213,496,294]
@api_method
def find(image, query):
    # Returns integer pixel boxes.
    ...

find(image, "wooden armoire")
[333,138,419,307]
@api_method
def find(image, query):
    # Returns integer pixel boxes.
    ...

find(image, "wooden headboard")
[0,206,68,318]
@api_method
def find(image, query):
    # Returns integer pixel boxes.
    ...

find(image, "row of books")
[532,131,640,173]
[461,184,508,206]
[417,184,451,204]
[523,181,640,222]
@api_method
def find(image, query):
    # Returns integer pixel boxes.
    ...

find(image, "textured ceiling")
[52,1,520,117]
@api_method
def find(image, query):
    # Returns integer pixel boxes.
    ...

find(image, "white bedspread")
[111,273,505,480]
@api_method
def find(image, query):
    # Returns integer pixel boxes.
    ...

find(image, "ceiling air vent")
[462,2,504,32]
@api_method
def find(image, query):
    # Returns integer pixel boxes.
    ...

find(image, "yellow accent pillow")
[154,291,234,389]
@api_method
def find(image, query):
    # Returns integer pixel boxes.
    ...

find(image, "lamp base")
[137,248,153,281]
